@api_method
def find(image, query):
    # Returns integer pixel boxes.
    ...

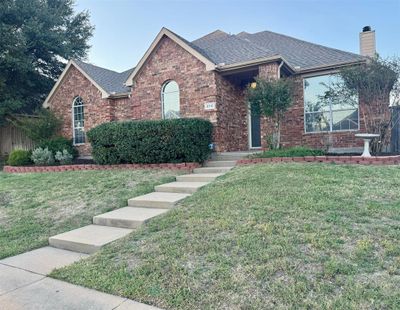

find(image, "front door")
[249,110,261,148]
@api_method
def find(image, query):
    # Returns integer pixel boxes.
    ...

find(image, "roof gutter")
[295,59,366,75]
[215,55,282,72]
[277,60,284,79]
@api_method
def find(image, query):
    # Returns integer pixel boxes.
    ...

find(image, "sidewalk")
[0,263,159,310]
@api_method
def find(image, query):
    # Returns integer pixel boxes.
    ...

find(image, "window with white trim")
[72,96,85,144]
[304,74,359,133]
[161,80,180,119]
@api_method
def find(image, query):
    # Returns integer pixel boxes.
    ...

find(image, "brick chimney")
[359,26,376,57]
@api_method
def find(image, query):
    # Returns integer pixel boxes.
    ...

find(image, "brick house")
[43,27,377,155]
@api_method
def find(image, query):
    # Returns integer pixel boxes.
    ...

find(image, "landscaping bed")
[0,169,181,259]
[51,163,400,309]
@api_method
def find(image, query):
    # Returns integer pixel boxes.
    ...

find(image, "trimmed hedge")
[7,149,32,166]
[87,118,213,164]
[252,146,326,158]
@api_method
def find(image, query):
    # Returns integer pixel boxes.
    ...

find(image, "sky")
[75,0,400,72]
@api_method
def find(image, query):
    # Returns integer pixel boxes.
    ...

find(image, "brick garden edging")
[237,155,400,166]
[3,162,200,174]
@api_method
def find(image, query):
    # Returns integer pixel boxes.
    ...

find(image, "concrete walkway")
[0,154,242,309]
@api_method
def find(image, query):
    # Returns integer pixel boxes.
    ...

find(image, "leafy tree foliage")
[246,77,294,149]
[0,0,94,123]
[10,108,62,143]
[323,57,400,153]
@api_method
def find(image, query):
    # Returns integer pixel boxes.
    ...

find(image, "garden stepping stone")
[0,246,88,275]
[93,207,168,229]
[128,192,190,209]
[154,181,209,194]
[176,173,223,182]
[193,166,233,174]
[49,225,133,254]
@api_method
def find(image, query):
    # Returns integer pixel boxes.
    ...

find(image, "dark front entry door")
[250,112,261,148]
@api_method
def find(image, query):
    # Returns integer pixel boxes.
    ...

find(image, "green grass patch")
[252,146,325,158]
[51,163,400,309]
[0,169,180,258]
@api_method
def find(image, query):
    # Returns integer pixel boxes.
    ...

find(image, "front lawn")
[0,169,180,259]
[52,163,400,309]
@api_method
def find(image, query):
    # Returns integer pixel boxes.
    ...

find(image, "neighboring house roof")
[43,60,134,108]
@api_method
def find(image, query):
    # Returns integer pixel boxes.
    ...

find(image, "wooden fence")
[0,123,35,155]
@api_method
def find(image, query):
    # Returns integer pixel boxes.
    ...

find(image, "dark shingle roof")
[74,60,133,94]
[192,32,277,65]
[192,29,364,70]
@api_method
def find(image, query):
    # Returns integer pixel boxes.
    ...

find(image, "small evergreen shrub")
[252,146,326,158]
[55,149,73,165]
[87,118,213,165]
[39,137,78,158]
[31,147,55,166]
[7,150,32,166]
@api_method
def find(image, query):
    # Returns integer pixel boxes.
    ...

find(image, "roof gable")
[124,28,216,87]
[43,60,134,108]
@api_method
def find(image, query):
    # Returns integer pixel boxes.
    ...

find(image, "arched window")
[161,80,180,119]
[72,96,85,144]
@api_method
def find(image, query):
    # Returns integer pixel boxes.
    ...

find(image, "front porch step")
[193,166,233,174]
[154,181,209,194]
[49,225,133,254]
[176,173,223,182]
[128,192,190,209]
[210,151,256,161]
[93,207,168,229]
[205,160,236,167]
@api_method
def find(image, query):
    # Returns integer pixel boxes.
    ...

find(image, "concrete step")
[210,152,256,161]
[0,246,88,275]
[176,173,223,182]
[49,225,133,254]
[193,166,233,174]
[128,192,190,209]
[155,181,209,194]
[93,207,168,229]
[205,160,236,167]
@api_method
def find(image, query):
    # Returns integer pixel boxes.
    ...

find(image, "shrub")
[31,147,55,166]
[10,109,62,143]
[39,137,78,158]
[252,146,326,158]
[7,150,32,166]
[55,149,73,165]
[87,118,213,164]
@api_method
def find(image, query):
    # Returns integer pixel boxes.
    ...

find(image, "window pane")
[304,74,359,132]
[305,112,330,133]
[304,75,331,112]
[72,96,85,144]
[162,81,180,119]
[332,109,359,131]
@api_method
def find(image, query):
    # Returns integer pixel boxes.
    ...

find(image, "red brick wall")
[48,66,113,155]
[130,36,226,147]
[280,75,365,150]
[49,43,377,155]
[214,74,248,151]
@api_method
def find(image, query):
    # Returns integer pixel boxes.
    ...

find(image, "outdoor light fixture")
[250,82,257,89]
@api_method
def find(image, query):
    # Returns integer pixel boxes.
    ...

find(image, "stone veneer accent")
[48,36,385,155]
